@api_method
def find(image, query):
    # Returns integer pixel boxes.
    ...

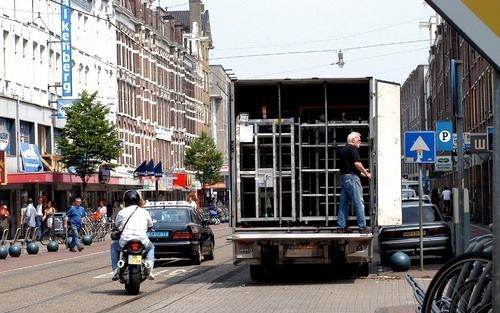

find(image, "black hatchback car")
[145,203,215,265]
[378,202,453,264]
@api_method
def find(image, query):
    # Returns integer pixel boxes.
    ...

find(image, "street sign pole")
[452,60,466,255]
[418,164,424,271]
[493,69,500,313]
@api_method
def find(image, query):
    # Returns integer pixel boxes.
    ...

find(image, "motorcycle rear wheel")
[125,266,142,295]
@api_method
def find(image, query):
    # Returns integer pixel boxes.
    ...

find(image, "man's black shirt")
[339,144,360,175]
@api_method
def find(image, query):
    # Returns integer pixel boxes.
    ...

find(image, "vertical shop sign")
[0,151,7,184]
[61,0,72,96]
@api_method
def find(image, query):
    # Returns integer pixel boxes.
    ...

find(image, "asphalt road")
[0,223,489,313]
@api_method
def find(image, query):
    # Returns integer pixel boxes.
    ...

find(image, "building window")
[19,121,34,144]
[33,42,38,62]
[14,35,20,55]
[53,128,62,154]
[0,118,15,156]
[38,124,51,154]
[2,31,8,78]
[23,39,28,58]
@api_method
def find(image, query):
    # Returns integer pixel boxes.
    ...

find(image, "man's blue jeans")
[337,174,366,229]
[68,224,82,249]
[35,215,43,240]
[111,240,155,271]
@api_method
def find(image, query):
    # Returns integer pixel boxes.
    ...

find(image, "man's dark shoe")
[78,246,84,252]
[337,228,353,233]
[359,227,372,234]
[70,247,78,252]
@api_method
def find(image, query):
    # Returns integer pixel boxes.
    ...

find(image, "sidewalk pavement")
[0,238,110,273]
[373,221,491,313]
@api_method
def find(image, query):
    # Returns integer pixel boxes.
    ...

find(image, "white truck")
[228,78,402,279]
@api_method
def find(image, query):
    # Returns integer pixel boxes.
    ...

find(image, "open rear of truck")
[228,78,402,279]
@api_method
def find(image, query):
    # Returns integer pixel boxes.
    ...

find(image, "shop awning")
[7,172,121,184]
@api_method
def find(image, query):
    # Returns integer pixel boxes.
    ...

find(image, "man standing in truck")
[337,131,372,233]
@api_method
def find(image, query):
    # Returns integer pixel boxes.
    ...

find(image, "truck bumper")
[231,232,373,265]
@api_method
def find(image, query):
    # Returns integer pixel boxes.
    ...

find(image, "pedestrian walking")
[35,197,45,240]
[441,186,452,216]
[0,201,9,236]
[42,201,56,230]
[22,198,37,236]
[97,199,108,223]
[431,188,440,209]
[337,131,372,233]
[64,198,86,252]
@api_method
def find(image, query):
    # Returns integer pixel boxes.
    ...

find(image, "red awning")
[7,172,120,184]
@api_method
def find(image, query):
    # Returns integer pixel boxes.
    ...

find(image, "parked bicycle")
[81,210,110,241]
[40,213,67,245]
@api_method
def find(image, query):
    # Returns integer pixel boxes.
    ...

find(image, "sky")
[157,0,436,84]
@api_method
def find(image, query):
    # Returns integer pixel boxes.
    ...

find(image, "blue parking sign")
[404,131,436,163]
[436,121,453,152]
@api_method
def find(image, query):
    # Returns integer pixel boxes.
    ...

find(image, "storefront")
[0,172,141,228]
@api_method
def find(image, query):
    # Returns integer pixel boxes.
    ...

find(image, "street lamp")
[330,50,345,68]
[335,50,345,68]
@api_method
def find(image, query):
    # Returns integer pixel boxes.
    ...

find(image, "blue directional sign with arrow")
[404,131,436,163]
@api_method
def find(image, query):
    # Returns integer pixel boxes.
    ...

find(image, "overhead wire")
[211,39,429,60]
[248,46,429,79]
[5,1,430,85]
[216,15,431,51]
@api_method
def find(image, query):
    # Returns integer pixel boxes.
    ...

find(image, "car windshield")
[402,205,442,224]
[148,208,190,223]
[402,189,416,199]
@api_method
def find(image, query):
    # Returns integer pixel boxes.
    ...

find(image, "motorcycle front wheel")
[125,266,142,295]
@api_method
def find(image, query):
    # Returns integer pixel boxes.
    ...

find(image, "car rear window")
[402,205,442,224]
[148,208,190,223]
[402,189,416,199]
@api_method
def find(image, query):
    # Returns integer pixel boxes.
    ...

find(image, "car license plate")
[147,231,169,237]
[403,230,426,237]
[128,255,142,265]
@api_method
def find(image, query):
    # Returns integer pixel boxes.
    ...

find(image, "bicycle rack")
[406,234,493,313]
[0,229,8,245]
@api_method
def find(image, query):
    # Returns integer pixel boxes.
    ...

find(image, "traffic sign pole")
[418,164,424,271]
[452,60,466,255]
[493,69,500,313]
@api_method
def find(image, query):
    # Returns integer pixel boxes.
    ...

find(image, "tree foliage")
[185,132,223,187]
[57,90,121,196]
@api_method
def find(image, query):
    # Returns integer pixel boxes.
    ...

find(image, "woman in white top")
[97,199,108,223]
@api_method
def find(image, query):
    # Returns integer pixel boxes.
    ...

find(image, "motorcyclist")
[110,190,155,281]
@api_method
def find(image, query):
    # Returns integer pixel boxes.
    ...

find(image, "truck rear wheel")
[249,265,265,281]
[356,262,369,277]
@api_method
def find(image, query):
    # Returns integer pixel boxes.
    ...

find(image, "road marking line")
[0,250,107,274]
[94,269,171,279]
[152,269,170,277]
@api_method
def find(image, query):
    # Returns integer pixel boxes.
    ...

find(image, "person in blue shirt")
[64,197,86,252]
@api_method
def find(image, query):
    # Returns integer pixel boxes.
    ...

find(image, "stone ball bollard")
[390,251,411,272]
[27,242,40,255]
[82,234,93,246]
[0,245,8,259]
[47,240,59,252]
[8,244,22,257]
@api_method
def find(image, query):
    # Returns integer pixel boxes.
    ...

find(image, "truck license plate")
[128,255,142,265]
[403,230,426,237]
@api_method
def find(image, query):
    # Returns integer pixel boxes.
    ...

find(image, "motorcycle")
[116,239,152,295]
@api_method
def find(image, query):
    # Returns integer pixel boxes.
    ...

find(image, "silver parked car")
[378,202,453,264]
